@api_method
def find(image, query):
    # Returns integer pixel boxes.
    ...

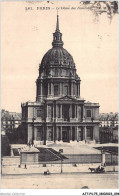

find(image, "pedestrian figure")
[104,162,106,167]
[24,163,27,169]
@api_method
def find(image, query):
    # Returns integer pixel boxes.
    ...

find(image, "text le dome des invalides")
[21,15,100,146]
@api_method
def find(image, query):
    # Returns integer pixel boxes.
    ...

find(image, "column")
[48,83,49,96]
[84,126,87,141]
[75,126,77,141]
[56,127,58,141]
[77,105,80,120]
[68,128,70,143]
[49,82,51,96]
[60,104,62,119]
[46,126,48,141]
[53,126,54,142]
[51,82,54,96]
[78,84,80,96]
[53,103,54,121]
[70,126,72,141]
[40,80,42,97]
[56,104,58,120]
[44,125,46,145]
[73,82,75,96]
[46,104,48,119]
[60,83,62,96]
[75,104,76,118]
[71,82,73,96]
[36,82,40,98]
[60,126,62,141]
[76,105,78,119]
[76,126,78,141]
[54,126,56,142]
[82,106,85,121]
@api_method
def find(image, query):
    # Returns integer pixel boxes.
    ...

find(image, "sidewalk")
[2,164,118,175]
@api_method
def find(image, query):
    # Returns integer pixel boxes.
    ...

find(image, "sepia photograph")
[1,0,119,194]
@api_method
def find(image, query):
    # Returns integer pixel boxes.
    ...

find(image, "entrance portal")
[62,131,68,142]
[62,127,69,142]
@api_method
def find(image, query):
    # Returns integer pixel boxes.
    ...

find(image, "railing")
[22,118,44,123]
[46,117,53,122]
[21,102,41,107]
[70,118,78,122]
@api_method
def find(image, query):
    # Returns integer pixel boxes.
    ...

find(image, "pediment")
[57,95,77,101]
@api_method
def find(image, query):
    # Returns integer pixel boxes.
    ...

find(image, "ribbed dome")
[41,47,75,68]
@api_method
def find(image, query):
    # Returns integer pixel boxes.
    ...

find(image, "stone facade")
[21,15,100,145]
[1,109,21,131]
[99,113,118,143]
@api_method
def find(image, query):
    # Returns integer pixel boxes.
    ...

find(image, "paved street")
[1,172,118,189]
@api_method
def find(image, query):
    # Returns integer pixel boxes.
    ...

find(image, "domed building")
[21,15,100,145]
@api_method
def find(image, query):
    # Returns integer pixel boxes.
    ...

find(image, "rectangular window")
[48,105,53,118]
[72,127,75,141]
[37,128,43,141]
[72,105,75,118]
[54,85,59,96]
[37,108,43,119]
[55,68,58,76]
[49,83,51,94]
[47,127,53,141]
[87,110,91,117]
[37,110,41,117]
[86,127,93,139]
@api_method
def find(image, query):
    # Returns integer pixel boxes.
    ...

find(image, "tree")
[1,135,11,156]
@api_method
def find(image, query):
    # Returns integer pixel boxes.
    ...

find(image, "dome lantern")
[52,14,64,47]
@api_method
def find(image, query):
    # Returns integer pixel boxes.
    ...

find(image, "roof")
[99,113,118,121]
[1,110,21,121]
[84,101,99,107]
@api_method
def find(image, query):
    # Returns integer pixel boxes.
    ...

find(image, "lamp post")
[32,117,35,146]
[1,157,2,175]
[32,106,36,146]
[61,159,63,174]
[113,160,115,172]
[59,149,63,174]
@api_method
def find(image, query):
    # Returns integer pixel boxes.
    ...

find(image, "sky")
[1,1,119,113]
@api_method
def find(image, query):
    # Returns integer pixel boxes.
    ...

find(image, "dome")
[41,47,75,68]
[36,15,81,102]
[39,15,75,70]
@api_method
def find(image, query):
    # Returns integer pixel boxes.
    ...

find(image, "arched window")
[64,85,68,96]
